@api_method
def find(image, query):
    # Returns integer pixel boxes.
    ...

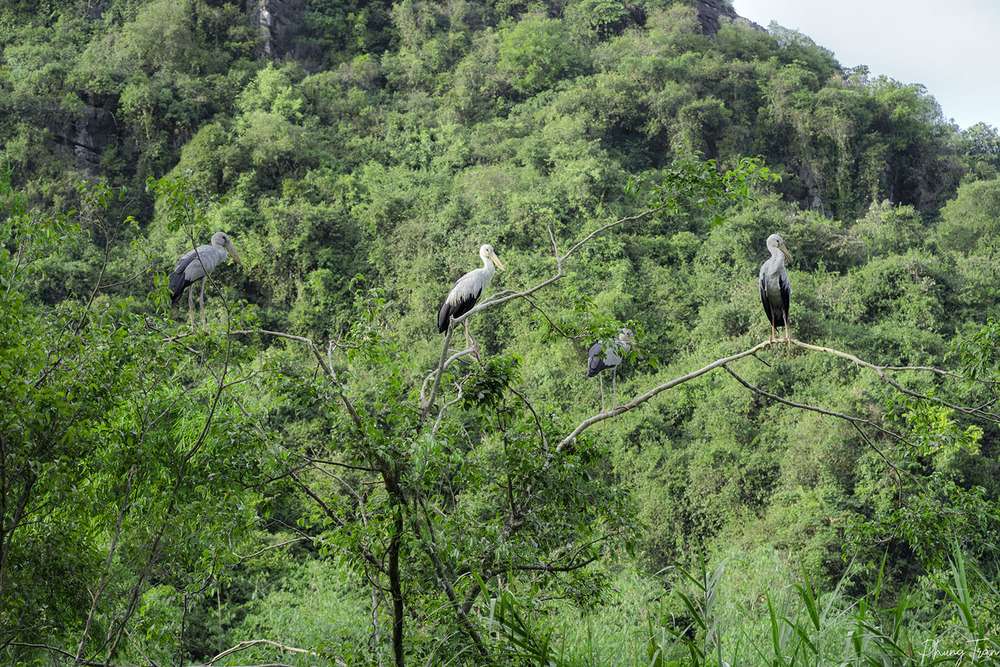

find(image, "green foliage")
[498,14,587,96]
[3,1,1000,664]
[936,176,1000,253]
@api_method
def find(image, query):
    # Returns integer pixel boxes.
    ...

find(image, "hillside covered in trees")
[2,0,1000,664]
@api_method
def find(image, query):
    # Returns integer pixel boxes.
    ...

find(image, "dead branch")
[203,639,325,666]
[558,340,776,450]
[8,642,105,666]
[508,554,600,573]
[559,338,997,451]
[720,365,910,446]
[507,384,549,453]
[75,467,136,661]
[432,383,464,436]
[789,340,1000,424]
[410,495,489,660]
[233,537,307,563]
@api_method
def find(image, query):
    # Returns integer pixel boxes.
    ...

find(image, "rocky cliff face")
[251,0,305,59]
[248,0,756,61]
[695,0,759,35]
[51,102,118,174]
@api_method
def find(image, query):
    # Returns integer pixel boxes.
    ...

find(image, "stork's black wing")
[587,342,607,377]
[437,287,482,333]
[169,252,196,303]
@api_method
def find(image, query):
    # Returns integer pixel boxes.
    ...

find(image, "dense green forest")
[2,0,1000,664]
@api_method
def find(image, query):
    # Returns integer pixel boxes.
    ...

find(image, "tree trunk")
[388,506,404,667]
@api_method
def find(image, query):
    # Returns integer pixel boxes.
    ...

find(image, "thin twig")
[789,340,1000,423]
[432,383,465,436]
[8,642,105,666]
[721,365,911,485]
[506,384,549,452]
[204,639,321,666]
[721,365,910,446]
[229,329,364,430]
[234,537,307,563]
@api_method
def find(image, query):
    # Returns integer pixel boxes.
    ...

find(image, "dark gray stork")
[169,231,240,325]
[437,244,505,351]
[759,233,792,342]
[587,328,635,409]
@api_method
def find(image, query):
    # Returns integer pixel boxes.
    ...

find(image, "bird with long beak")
[758,233,792,343]
[437,244,505,354]
[169,231,241,326]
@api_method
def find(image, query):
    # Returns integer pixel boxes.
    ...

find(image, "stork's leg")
[599,375,605,412]
[611,368,618,407]
[464,320,480,360]
[199,279,207,327]
[188,285,195,327]
[782,311,791,343]
[769,321,776,344]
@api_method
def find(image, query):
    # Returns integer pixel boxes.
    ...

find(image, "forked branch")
[558,338,992,451]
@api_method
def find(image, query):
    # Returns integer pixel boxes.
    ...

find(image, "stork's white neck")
[480,253,496,275]
[767,243,785,263]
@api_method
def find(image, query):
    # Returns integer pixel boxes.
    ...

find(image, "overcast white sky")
[732,0,1000,129]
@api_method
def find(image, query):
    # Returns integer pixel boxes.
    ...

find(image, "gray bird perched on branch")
[437,244,505,352]
[759,233,792,343]
[169,231,240,326]
[588,328,635,409]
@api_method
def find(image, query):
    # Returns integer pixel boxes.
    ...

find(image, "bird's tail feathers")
[169,271,190,304]
[437,300,452,333]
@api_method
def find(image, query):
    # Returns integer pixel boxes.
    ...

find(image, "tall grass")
[491,544,999,666]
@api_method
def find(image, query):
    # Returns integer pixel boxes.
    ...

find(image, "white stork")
[759,233,792,342]
[169,231,240,326]
[437,244,505,350]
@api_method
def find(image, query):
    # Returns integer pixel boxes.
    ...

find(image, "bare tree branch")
[558,340,776,450]
[506,384,549,453]
[9,642,106,666]
[559,206,664,263]
[229,329,364,431]
[432,383,464,436]
[789,340,1000,423]
[410,495,489,660]
[75,467,136,662]
[233,537,307,563]
[305,457,378,474]
[203,639,326,666]
[559,338,997,451]
[720,365,910,446]
[420,328,474,418]
[508,554,600,573]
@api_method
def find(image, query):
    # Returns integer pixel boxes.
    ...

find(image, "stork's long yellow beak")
[491,251,505,271]
[228,242,242,265]
[780,245,792,264]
